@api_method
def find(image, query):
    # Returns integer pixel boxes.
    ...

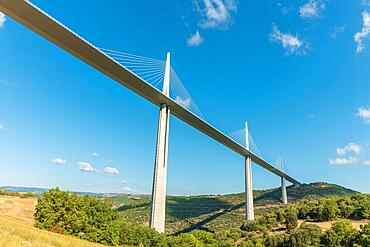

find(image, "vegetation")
[32,186,369,246]
[0,188,35,198]
[117,182,357,234]
[0,215,106,247]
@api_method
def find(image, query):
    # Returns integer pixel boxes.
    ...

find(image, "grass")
[0,215,106,247]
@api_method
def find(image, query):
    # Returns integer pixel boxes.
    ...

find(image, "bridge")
[0,0,301,233]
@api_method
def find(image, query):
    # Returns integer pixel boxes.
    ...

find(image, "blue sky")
[1,0,370,194]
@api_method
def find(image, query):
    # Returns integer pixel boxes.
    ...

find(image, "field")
[0,195,107,247]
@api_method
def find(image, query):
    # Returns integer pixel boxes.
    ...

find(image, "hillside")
[116,182,358,234]
[0,195,106,247]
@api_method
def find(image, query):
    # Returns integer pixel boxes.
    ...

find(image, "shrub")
[286,223,322,247]
[285,207,298,232]
[321,220,357,247]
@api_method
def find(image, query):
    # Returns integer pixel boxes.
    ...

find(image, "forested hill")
[115,182,358,234]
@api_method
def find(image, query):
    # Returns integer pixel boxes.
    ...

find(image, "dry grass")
[0,195,107,247]
[0,215,107,247]
[0,195,37,225]
[298,219,369,231]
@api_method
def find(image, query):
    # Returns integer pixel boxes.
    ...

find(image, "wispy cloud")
[357,106,370,123]
[269,24,307,55]
[78,161,96,172]
[0,124,7,132]
[277,3,293,16]
[175,96,191,108]
[121,186,136,193]
[194,0,238,29]
[337,143,362,156]
[103,166,119,174]
[299,0,326,19]
[92,152,98,157]
[330,25,346,39]
[187,30,204,47]
[51,158,66,165]
[329,157,358,165]
[363,160,370,166]
[354,11,370,54]
[0,12,6,28]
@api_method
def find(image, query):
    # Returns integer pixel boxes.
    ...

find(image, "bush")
[285,207,298,232]
[321,220,357,247]
[35,188,121,245]
[286,223,322,247]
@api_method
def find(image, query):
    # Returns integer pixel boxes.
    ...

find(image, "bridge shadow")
[116,201,151,211]
[166,196,231,220]
[173,202,245,234]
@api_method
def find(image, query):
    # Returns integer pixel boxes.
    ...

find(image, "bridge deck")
[0,0,300,185]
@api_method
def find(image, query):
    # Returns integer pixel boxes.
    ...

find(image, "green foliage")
[321,220,358,247]
[286,223,322,247]
[35,188,122,245]
[284,207,298,232]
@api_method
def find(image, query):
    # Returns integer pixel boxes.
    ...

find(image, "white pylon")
[280,158,288,205]
[245,122,254,221]
[150,52,171,233]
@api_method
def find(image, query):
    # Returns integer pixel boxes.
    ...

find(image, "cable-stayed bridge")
[0,0,301,233]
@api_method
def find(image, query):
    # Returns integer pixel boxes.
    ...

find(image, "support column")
[280,158,288,205]
[281,176,288,205]
[150,52,171,233]
[245,122,254,221]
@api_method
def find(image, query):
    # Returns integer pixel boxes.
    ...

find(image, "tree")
[321,220,357,247]
[285,207,298,232]
[286,223,322,247]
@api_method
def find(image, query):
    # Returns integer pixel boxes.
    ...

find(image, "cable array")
[169,67,205,120]
[99,48,166,88]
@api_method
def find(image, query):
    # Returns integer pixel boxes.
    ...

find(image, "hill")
[116,182,358,234]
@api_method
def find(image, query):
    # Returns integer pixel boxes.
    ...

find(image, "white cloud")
[363,160,370,166]
[78,161,95,172]
[103,166,119,174]
[269,24,306,55]
[336,143,362,156]
[195,0,237,29]
[354,11,370,54]
[187,31,204,47]
[51,158,66,165]
[299,0,326,19]
[330,25,346,39]
[357,106,370,123]
[0,124,6,132]
[0,12,6,28]
[277,3,293,16]
[329,157,358,165]
[92,152,98,157]
[121,186,136,193]
[175,96,191,108]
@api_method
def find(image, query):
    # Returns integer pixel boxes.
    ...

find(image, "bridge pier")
[281,176,288,205]
[280,158,288,205]
[150,52,171,233]
[244,122,254,221]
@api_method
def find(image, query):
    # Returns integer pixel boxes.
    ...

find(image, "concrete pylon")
[244,122,254,221]
[280,158,288,205]
[150,52,171,233]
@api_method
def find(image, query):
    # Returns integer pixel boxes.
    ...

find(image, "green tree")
[285,207,298,232]
[286,223,322,247]
[321,220,357,247]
